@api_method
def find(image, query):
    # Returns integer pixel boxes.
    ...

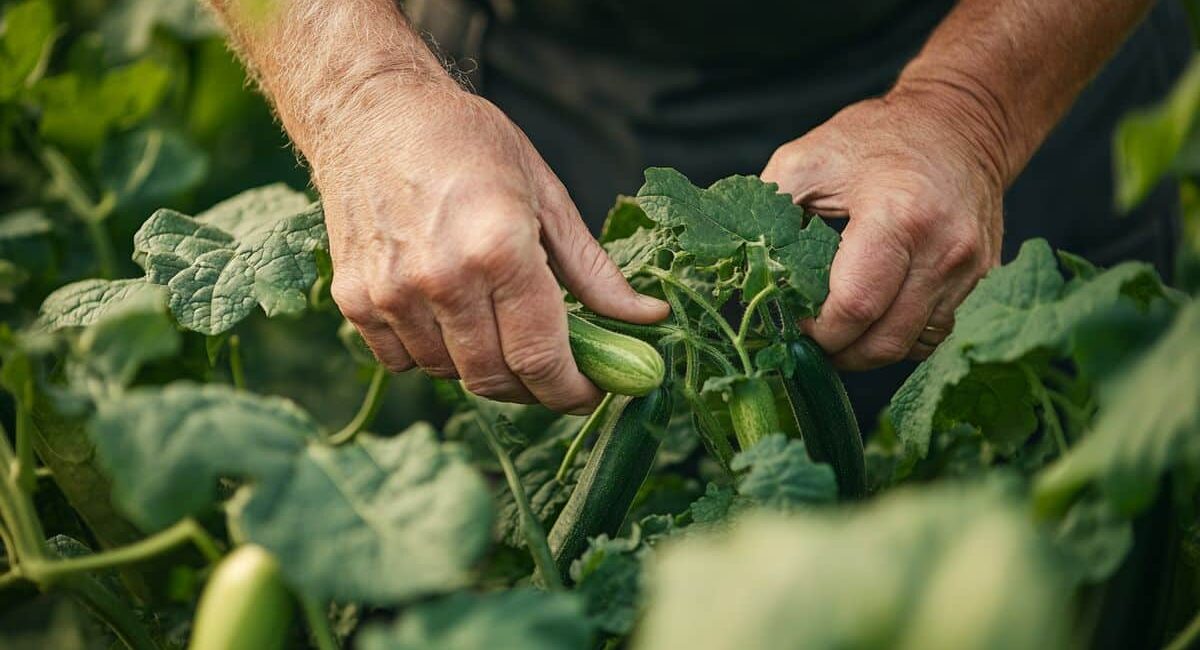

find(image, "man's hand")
[321,84,668,412]
[762,85,1004,369]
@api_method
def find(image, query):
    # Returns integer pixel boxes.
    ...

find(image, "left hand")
[762,83,1006,369]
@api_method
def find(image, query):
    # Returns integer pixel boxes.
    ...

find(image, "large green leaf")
[34,59,171,151]
[0,0,55,101]
[358,589,593,650]
[97,127,209,209]
[37,279,166,330]
[890,239,1165,459]
[636,168,839,314]
[730,434,837,509]
[1113,55,1200,212]
[635,484,1069,650]
[132,184,327,334]
[89,384,493,602]
[1035,300,1200,515]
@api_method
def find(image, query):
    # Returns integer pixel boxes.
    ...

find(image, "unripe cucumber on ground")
[189,545,293,650]
[781,336,867,499]
[548,386,672,581]
[567,313,665,396]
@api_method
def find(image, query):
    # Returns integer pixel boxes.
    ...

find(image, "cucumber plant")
[2,2,1200,647]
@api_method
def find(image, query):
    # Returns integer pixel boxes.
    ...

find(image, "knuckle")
[381,357,415,373]
[505,342,567,385]
[411,265,466,305]
[463,218,538,273]
[331,278,373,322]
[937,232,982,277]
[369,282,414,316]
[863,335,912,365]
[833,291,887,325]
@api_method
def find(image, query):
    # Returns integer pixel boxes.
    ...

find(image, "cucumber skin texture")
[189,545,293,650]
[548,386,672,581]
[781,336,867,499]
[567,314,665,397]
[729,377,782,451]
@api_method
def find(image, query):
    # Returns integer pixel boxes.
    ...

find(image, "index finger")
[493,259,602,414]
[804,214,911,354]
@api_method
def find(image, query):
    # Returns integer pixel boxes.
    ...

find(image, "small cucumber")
[189,545,293,650]
[781,336,867,499]
[728,377,782,451]
[548,386,672,581]
[567,313,665,396]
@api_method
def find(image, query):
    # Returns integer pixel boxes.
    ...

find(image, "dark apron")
[413,0,1191,428]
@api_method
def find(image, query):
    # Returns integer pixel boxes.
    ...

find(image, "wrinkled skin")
[762,85,1005,370]
[318,86,669,413]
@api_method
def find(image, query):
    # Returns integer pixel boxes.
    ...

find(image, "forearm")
[205,0,460,170]
[895,0,1154,188]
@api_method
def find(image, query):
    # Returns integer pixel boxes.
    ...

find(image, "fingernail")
[637,294,669,310]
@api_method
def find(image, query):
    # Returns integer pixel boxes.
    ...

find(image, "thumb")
[540,195,669,324]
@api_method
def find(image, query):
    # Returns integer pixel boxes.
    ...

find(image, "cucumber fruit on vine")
[189,545,293,650]
[728,377,782,451]
[548,385,672,580]
[567,313,665,397]
[780,337,866,499]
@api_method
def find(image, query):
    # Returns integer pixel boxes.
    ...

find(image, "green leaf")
[90,383,316,529]
[99,0,222,60]
[599,195,655,244]
[133,184,327,334]
[636,484,1070,650]
[1035,300,1200,516]
[35,59,171,151]
[891,239,1166,459]
[359,589,592,650]
[688,483,747,527]
[604,225,671,277]
[1050,496,1133,584]
[0,0,55,101]
[493,416,585,548]
[70,294,180,390]
[36,278,167,330]
[90,384,493,602]
[1113,55,1200,212]
[0,259,27,302]
[570,534,644,635]
[730,434,837,509]
[97,127,209,209]
[636,168,839,313]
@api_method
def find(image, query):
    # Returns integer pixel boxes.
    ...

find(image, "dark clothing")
[453,0,1191,427]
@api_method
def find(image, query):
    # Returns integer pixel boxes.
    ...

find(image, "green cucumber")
[567,313,665,396]
[548,386,672,581]
[189,545,293,650]
[781,336,866,499]
[728,377,782,451]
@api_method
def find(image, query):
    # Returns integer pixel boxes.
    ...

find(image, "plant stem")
[1046,389,1091,432]
[24,518,221,584]
[227,335,246,390]
[0,424,48,564]
[735,285,778,351]
[300,595,341,650]
[59,574,161,650]
[647,267,751,372]
[1165,607,1200,650]
[469,404,563,591]
[556,393,615,483]
[83,218,118,280]
[12,376,36,495]
[328,365,390,446]
[1022,365,1068,456]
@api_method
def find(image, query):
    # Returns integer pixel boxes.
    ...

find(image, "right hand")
[314,82,669,413]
